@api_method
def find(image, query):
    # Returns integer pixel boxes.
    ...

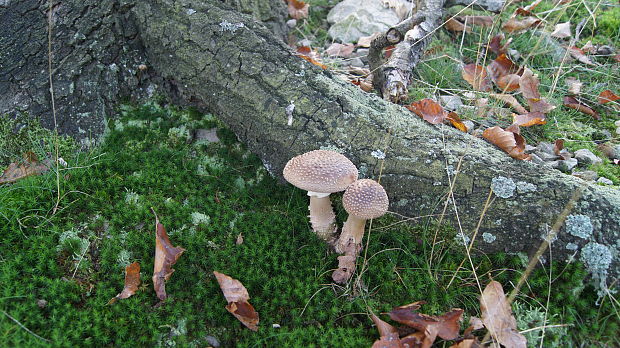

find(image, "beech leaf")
[213,271,259,331]
[109,262,141,304]
[497,74,521,92]
[550,21,571,38]
[527,98,556,114]
[388,303,463,341]
[287,0,309,20]
[325,43,355,57]
[370,313,404,348]
[487,54,521,82]
[487,34,511,55]
[480,281,527,348]
[482,126,531,160]
[152,215,185,301]
[563,96,599,119]
[567,46,596,66]
[513,112,546,126]
[296,46,328,69]
[447,112,468,132]
[406,99,448,124]
[501,17,541,33]
[445,18,471,33]
[462,64,493,92]
[489,93,528,114]
[598,90,619,104]
[0,152,52,185]
[519,68,540,99]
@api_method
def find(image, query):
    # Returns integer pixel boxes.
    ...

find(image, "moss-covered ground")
[0,102,618,347]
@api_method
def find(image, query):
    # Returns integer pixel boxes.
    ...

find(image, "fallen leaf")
[489,93,528,114]
[513,112,546,126]
[152,215,186,301]
[370,312,404,348]
[581,41,596,54]
[598,90,619,104]
[553,139,572,159]
[487,33,512,55]
[406,99,448,124]
[469,316,484,330]
[287,0,309,20]
[462,64,493,92]
[236,232,244,245]
[445,18,471,32]
[565,77,582,95]
[325,43,355,57]
[567,46,596,66]
[519,67,540,99]
[296,46,328,69]
[447,112,468,132]
[563,96,599,119]
[550,21,571,38]
[480,280,527,348]
[109,262,141,304]
[357,33,380,47]
[0,152,52,185]
[501,17,541,33]
[614,54,620,63]
[487,54,522,82]
[213,271,259,331]
[527,98,556,113]
[449,338,481,348]
[388,303,463,341]
[483,126,531,160]
[456,16,494,27]
[497,74,521,92]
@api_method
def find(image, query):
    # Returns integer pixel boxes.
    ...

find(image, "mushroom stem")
[335,215,367,254]
[308,194,337,241]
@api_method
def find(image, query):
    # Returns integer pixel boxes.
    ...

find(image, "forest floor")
[1,0,620,346]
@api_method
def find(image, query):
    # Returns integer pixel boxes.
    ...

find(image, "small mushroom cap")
[283,150,358,193]
[342,179,389,219]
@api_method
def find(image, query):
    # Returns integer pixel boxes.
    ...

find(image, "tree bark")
[2,0,619,283]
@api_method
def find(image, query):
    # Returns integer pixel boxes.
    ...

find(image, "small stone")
[37,299,47,308]
[525,145,536,154]
[597,177,613,185]
[555,158,578,172]
[354,48,369,58]
[508,49,521,61]
[463,120,475,133]
[597,143,620,160]
[574,149,602,165]
[536,151,559,162]
[596,45,614,56]
[298,39,312,47]
[194,128,220,143]
[530,153,545,165]
[572,170,598,181]
[286,19,297,28]
[535,142,555,155]
[439,95,463,111]
[349,57,364,68]
[205,336,220,347]
[272,324,281,328]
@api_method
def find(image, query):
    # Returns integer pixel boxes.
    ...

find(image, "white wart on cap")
[342,179,389,219]
[283,150,358,195]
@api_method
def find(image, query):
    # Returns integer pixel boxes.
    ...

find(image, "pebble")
[574,149,602,165]
[463,120,475,134]
[597,177,613,185]
[439,95,463,111]
[286,19,297,28]
[530,153,545,165]
[349,57,364,68]
[572,170,599,181]
[552,158,578,172]
[598,143,620,160]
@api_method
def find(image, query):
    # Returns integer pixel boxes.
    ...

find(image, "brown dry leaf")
[567,46,596,66]
[519,67,540,99]
[483,126,531,160]
[469,316,484,330]
[598,90,619,104]
[501,17,541,33]
[614,54,620,63]
[527,98,556,114]
[388,303,463,341]
[296,46,328,69]
[288,0,309,20]
[513,112,546,126]
[357,33,380,47]
[236,232,244,245]
[565,77,582,95]
[456,16,494,27]
[449,339,481,348]
[553,139,572,159]
[487,33,512,55]
[550,21,571,38]
[564,96,600,119]
[152,216,186,301]
[213,271,259,331]
[0,152,52,185]
[489,93,528,114]
[445,18,471,32]
[487,54,522,82]
[581,41,596,54]
[370,313,404,348]
[462,64,493,92]
[406,99,449,124]
[480,281,527,348]
[109,262,141,304]
[497,74,521,92]
[325,43,355,57]
[446,112,468,132]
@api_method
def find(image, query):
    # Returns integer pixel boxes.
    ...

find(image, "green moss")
[598,7,620,39]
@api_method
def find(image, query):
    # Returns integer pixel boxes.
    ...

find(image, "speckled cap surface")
[283,150,358,193]
[342,179,389,219]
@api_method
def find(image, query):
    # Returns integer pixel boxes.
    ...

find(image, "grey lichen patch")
[566,214,593,239]
[454,231,471,246]
[581,242,612,273]
[219,20,245,33]
[319,145,343,153]
[565,242,579,251]
[482,232,496,243]
[191,212,211,226]
[371,149,386,160]
[491,176,516,198]
[516,181,537,193]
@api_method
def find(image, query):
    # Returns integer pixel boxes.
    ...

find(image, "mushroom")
[283,150,358,241]
[335,179,389,254]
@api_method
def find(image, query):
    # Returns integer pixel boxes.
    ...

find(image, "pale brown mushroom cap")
[342,179,389,220]
[283,150,358,193]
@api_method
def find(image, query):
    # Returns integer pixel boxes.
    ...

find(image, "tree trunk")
[2,0,619,283]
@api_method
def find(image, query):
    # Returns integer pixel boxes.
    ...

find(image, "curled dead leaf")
[487,54,522,82]
[0,152,52,185]
[406,99,447,124]
[213,271,259,331]
[296,46,328,69]
[388,303,463,341]
[598,90,619,104]
[480,281,527,348]
[567,46,597,66]
[446,112,468,132]
[109,262,141,304]
[527,98,555,114]
[497,74,521,92]
[445,18,471,33]
[487,33,512,55]
[483,126,531,160]
[563,96,599,119]
[519,67,540,99]
[513,112,546,126]
[501,17,541,33]
[489,93,528,114]
[287,0,309,20]
[456,16,494,27]
[550,21,571,38]
[462,64,493,92]
[152,215,186,301]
